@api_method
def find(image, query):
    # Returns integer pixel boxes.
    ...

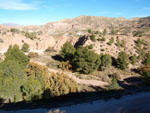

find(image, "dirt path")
[31,60,108,87]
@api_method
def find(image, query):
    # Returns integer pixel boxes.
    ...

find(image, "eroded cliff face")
[0,32,56,54]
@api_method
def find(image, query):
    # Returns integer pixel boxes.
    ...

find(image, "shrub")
[44,72,78,98]
[139,66,150,84]
[110,28,116,35]
[10,28,19,33]
[107,78,121,90]
[5,45,30,67]
[25,32,37,40]
[115,40,120,47]
[73,46,101,74]
[28,52,39,58]
[88,44,93,49]
[108,37,114,45]
[88,29,92,34]
[116,51,129,69]
[132,31,143,37]
[26,62,49,88]
[90,34,96,42]
[21,43,29,52]
[136,38,143,48]
[60,42,76,61]
[101,37,106,41]
[143,52,150,66]
[103,29,107,36]
[121,40,126,48]
[100,54,112,70]
[58,61,72,71]
[130,55,137,65]
[45,47,56,52]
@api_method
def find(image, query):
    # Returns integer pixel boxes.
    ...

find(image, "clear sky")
[0,0,150,25]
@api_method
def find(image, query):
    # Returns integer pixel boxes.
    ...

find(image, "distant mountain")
[2,23,20,27]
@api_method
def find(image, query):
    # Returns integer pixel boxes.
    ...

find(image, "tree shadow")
[51,54,63,62]
[0,78,148,111]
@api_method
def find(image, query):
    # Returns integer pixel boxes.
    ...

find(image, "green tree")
[5,45,30,67]
[116,51,129,69]
[21,79,43,101]
[100,54,112,70]
[21,43,29,52]
[60,42,76,61]
[0,60,27,102]
[73,46,101,74]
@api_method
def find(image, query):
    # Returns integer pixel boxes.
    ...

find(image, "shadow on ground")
[0,76,148,111]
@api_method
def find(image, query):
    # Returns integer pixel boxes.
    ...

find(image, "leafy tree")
[100,54,112,70]
[116,51,129,69]
[5,45,30,67]
[21,79,43,101]
[60,42,76,61]
[73,46,101,74]
[0,60,27,102]
[21,43,29,52]
[130,55,137,65]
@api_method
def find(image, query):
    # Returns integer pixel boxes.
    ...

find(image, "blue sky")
[0,0,150,25]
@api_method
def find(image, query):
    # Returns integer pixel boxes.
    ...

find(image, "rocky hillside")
[0,15,150,56]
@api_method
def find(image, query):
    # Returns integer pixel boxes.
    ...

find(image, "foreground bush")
[44,73,78,98]
[73,46,101,74]
[21,79,43,101]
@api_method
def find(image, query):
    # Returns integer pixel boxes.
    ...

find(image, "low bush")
[28,52,39,58]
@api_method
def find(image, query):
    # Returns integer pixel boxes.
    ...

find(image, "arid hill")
[0,15,150,57]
